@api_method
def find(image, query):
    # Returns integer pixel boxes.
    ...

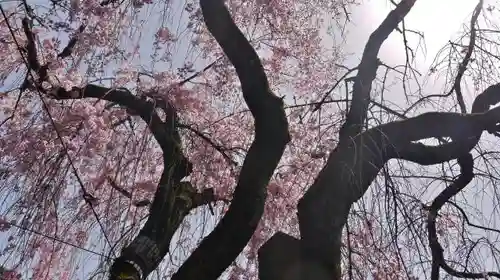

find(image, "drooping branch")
[449,0,482,113]
[313,65,358,112]
[177,57,222,87]
[17,16,189,275]
[297,82,500,278]
[171,0,290,279]
[426,154,500,279]
[48,85,196,280]
[16,11,285,280]
[177,123,238,166]
[295,2,492,276]
[405,0,483,115]
[447,200,500,235]
[339,0,416,142]
[107,176,133,198]
[57,24,86,59]
[50,86,185,158]
[18,18,198,278]
[107,177,151,208]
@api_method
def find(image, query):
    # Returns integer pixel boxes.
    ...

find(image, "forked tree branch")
[297,82,500,279]
[405,0,483,114]
[296,0,499,278]
[15,16,196,278]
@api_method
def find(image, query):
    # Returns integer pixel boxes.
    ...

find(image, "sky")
[0,0,494,279]
[349,0,478,68]
[352,0,500,275]
[343,0,483,114]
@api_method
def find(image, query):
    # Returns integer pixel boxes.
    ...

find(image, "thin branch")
[107,176,132,198]
[0,91,22,128]
[405,0,483,114]
[449,0,482,113]
[427,154,500,279]
[57,24,86,59]
[339,0,416,142]
[298,81,500,278]
[177,123,237,166]
[313,66,358,112]
[178,57,222,87]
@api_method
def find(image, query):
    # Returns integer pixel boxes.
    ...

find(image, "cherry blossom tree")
[0,265,21,280]
[1,0,500,279]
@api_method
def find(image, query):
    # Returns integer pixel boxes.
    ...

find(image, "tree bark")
[261,0,500,278]
[171,0,290,279]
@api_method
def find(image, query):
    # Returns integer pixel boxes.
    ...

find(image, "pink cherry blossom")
[0,0,494,279]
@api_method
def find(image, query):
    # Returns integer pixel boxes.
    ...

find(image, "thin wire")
[0,6,117,257]
[5,221,110,259]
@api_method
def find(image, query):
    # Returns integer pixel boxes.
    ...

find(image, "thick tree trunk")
[259,83,500,279]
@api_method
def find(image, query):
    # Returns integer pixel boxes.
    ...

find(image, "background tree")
[1,0,500,279]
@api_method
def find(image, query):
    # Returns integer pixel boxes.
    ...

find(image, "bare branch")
[107,176,132,199]
[177,123,237,166]
[313,66,358,112]
[405,0,483,114]
[177,57,221,87]
[339,0,416,142]
[297,82,500,278]
[426,154,500,279]
[450,0,483,113]
[57,24,86,59]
